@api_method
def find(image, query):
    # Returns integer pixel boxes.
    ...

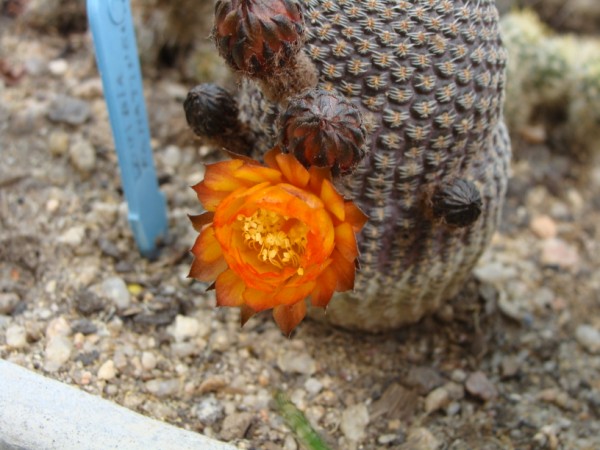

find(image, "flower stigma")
[237,208,308,276]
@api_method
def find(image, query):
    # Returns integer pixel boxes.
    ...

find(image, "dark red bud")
[279,89,367,176]
[213,0,305,77]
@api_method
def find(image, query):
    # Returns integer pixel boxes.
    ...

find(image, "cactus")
[188,0,512,332]
[501,10,600,158]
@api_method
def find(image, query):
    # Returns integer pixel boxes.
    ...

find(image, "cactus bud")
[431,179,483,228]
[184,83,239,137]
[278,89,367,176]
[213,0,305,78]
[183,83,254,156]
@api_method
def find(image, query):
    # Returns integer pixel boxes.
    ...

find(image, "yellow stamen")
[237,209,308,275]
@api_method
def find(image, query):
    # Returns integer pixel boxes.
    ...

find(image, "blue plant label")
[87,0,168,258]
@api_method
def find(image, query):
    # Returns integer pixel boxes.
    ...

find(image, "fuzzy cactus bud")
[213,0,305,78]
[183,83,254,156]
[278,89,367,176]
[184,83,239,137]
[431,179,483,228]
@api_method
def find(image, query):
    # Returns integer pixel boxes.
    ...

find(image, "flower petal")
[331,249,356,291]
[202,159,246,191]
[243,287,275,312]
[263,146,281,170]
[321,179,345,222]
[275,152,310,188]
[192,182,230,211]
[188,212,214,232]
[334,222,359,262]
[234,164,283,185]
[344,202,369,232]
[189,227,227,281]
[273,301,307,336]
[310,265,337,308]
[272,279,316,306]
[240,305,256,327]
[215,269,246,307]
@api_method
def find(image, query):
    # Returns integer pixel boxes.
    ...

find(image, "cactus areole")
[188,0,511,333]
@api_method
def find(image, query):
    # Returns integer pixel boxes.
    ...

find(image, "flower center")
[237,209,308,276]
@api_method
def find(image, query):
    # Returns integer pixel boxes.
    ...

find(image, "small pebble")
[194,396,224,425]
[47,95,91,125]
[57,226,85,246]
[400,427,440,450]
[220,412,254,441]
[530,215,557,239]
[540,238,579,269]
[48,58,68,76]
[474,261,517,284]
[145,378,180,397]
[162,145,182,169]
[465,371,498,401]
[304,377,324,396]
[404,366,445,395]
[48,130,70,156]
[283,435,298,450]
[71,78,103,99]
[44,336,72,372]
[425,387,450,414]
[97,360,117,381]
[45,316,71,339]
[210,329,231,352]
[169,315,203,342]
[277,350,317,375]
[101,276,131,310]
[75,289,105,315]
[46,198,60,213]
[69,137,96,173]
[6,324,27,348]
[340,403,369,442]
[575,325,600,354]
[70,319,97,335]
[0,293,20,315]
[141,351,157,371]
[171,342,201,358]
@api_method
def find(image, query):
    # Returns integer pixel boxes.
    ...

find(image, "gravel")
[1,7,600,450]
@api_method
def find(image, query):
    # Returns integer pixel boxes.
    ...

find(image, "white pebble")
[141,351,157,371]
[101,276,131,310]
[45,316,71,339]
[169,315,202,342]
[340,403,369,442]
[48,58,68,76]
[575,325,600,354]
[145,378,180,397]
[162,145,182,169]
[69,137,96,173]
[277,350,317,375]
[6,325,27,349]
[304,378,323,396]
[97,360,117,381]
[57,226,85,246]
[44,336,72,372]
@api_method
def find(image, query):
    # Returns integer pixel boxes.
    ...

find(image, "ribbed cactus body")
[239,0,511,332]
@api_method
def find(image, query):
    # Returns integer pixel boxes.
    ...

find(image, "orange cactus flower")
[189,148,367,335]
